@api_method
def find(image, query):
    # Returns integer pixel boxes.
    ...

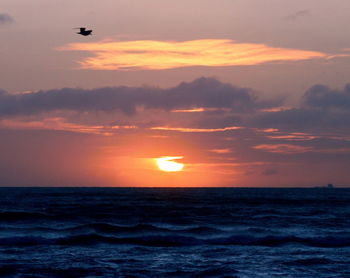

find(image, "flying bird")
[74,27,93,36]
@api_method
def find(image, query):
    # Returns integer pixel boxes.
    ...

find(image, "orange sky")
[1,0,350,187]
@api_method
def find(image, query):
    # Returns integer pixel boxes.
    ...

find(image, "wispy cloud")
[316,148,350,154]
[253,144,313,154]
[209,149,232,154]
[262,168,278,176]
[0,13,14,25]
[171,108,230,113]
[285,10,310,21]
[59,39,334,70]
[266,132,319,141]
[0,118,136,135]
[254,144,350,155]
[0,117,105,135]
[150,126,242,133]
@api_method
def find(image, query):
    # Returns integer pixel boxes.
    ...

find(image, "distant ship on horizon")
[314,183,335,188]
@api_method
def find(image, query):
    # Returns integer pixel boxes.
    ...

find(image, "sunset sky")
[1,0,350,187]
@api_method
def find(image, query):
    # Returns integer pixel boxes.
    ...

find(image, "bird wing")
[80,28,86,32]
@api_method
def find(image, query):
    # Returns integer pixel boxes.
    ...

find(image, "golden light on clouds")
[150,126,242,133]
[156,156,185,172]
[0,118,137,136]
[171,108,207,113]
[171,108,230,113]
[209,148,232,154]
[60,39,334,70]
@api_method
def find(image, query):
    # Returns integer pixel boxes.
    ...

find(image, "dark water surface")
[0,187,349,277]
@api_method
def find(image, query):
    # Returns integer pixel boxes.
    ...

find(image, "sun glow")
[156,156,184,172]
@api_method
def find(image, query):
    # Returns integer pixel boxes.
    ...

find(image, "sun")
[156,156,184,172]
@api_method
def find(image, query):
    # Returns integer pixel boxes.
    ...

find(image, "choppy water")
[0,187,349,277]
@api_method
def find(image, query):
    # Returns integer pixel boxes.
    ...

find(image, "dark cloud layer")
[303,84,350,110]
[253,108,350,130]
[253,84,350,131]
[2,79,350,134]
[0,78,258,116]
[0,13,14,24]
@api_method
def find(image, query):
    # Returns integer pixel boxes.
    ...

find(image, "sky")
[1,0,350,187]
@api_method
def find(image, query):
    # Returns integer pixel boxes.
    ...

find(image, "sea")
[0,187,349,278]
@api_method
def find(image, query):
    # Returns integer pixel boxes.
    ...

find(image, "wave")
[66,223,172,234]
[1,234,349,248]
[283,258,339,266]
[192,266,239,278]
[0,265,104,277]
[0,211,52,221]
[77,223,224,235]
[73,223,222,234]
[208,235,350,248]
[3,223,225,236]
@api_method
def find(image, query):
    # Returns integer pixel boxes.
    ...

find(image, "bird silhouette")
[74,27,93,36]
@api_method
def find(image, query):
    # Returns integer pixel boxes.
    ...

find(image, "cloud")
[3,80,350,140]
[0,117,136,135]
[303,84,350,110]
[0,117,105,135]
[150,126,242,133]
[316,148,350,154]
[253,108,326,130]
[0,78,259,117]
[0,13,14,25]
[285,10,310,21]
[266,132,319,141]
[262,168,278,176]
[253,83,350,132]
[171,108,230,113]
[253,144,313,154]
[2,79,350,150]
[209,149,232,154]
[59,39,334,70]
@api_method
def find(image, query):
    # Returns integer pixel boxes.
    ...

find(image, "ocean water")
[0,187,349,278]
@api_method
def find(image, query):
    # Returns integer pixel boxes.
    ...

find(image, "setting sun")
[156,156,185,172]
